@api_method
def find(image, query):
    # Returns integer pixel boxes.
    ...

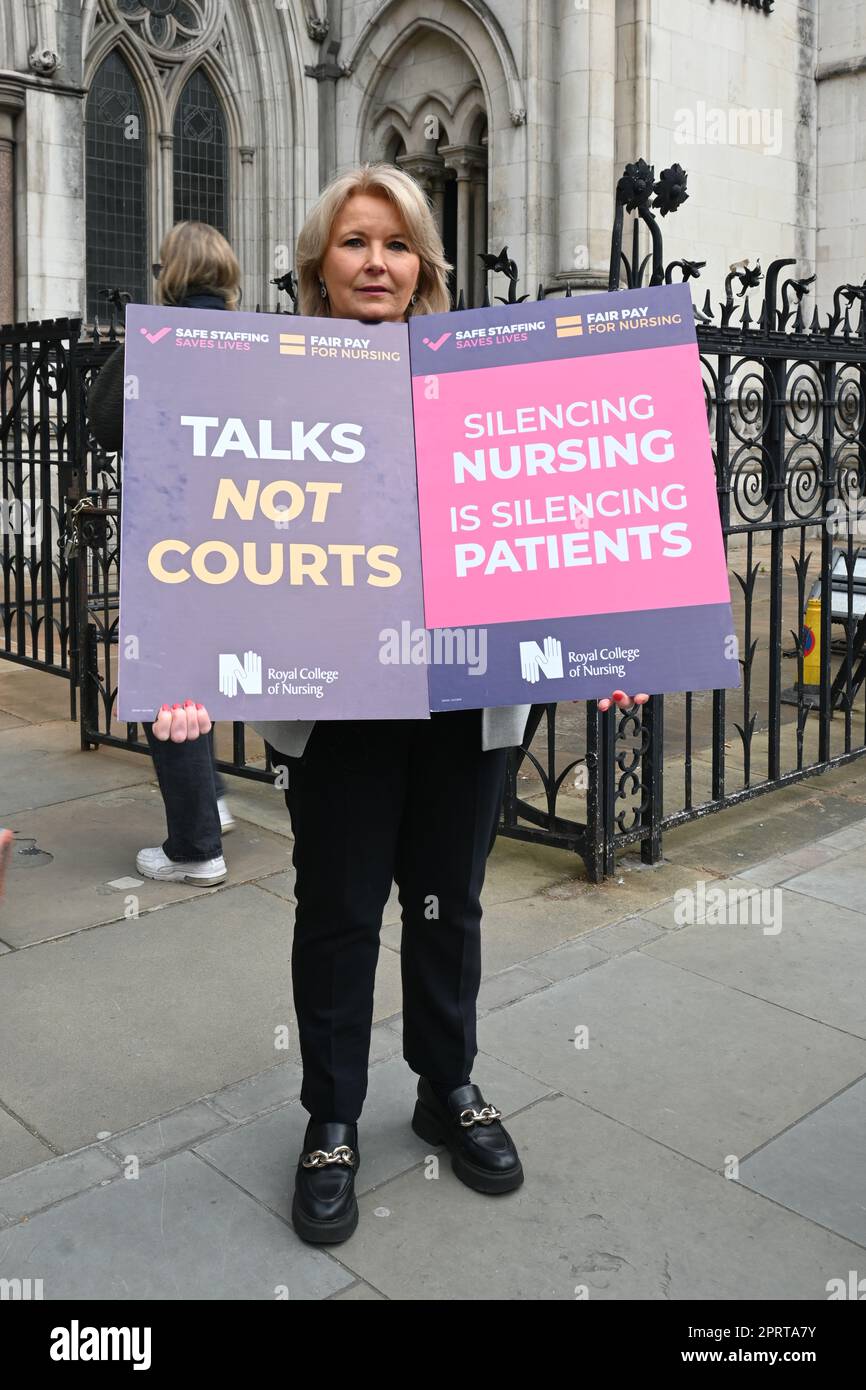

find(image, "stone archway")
[343,0,525,308]
[363,30,489,307]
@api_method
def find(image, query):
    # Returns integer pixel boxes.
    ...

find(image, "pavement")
[1,657,865,1300]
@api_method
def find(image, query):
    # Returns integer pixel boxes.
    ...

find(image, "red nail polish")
[160,704,170,712]
[611,690,627,701]
[195,703,204,710]
[183,700,194,707]
[171,703,181,710]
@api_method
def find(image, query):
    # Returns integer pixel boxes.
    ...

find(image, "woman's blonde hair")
[156,221,241,310]
[295,162,453,318]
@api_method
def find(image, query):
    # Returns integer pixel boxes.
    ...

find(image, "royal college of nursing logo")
[519,637,563,684]
[218,651,263,697]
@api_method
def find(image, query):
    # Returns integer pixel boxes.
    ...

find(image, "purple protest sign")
[117,305,430,722]
[408,284,741,708]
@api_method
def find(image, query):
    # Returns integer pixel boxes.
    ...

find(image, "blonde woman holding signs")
[153,165,647,1244]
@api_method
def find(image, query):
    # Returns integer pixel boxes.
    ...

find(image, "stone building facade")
[0,0,862,327]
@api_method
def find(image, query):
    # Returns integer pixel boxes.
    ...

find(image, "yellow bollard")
[802,597,821,684]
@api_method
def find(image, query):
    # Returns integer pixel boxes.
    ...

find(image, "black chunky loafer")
[291,1120,360,1244]
[412,1079,524,1194]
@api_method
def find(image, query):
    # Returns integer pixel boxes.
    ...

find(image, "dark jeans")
[276,709,509,1123]
[143,722,226,861]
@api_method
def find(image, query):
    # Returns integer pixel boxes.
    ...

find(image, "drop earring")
[319,279,328,298]
[410,291,418,305]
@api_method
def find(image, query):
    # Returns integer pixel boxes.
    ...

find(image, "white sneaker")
[217,798,236,834]
[136,846,227,885]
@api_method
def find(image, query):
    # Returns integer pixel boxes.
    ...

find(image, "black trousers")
[278,709,509,1123]
[142,722,226,862]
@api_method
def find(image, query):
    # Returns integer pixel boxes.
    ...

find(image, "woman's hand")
[596,689,650,714]
[152,701,212,742]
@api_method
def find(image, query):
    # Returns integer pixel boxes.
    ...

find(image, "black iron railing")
[3,158,866,879]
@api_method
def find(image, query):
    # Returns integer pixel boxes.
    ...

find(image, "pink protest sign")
[409,284,739,708]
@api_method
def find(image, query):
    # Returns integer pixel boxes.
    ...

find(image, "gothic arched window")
[85,50,148,321]
[172,69,228,235]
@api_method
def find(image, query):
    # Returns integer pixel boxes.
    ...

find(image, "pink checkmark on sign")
[422,332,452,351]
[140,326,172,344]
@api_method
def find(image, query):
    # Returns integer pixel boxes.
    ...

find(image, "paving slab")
[98,1101,232,1167]
[0,663,73,724]
[477,964,551,1012]
[0,882,405,1161]
[204,1021,402,1123]
[816,821,866,851]
[475,953,866,1168]
[330,1280,386,1299]
[194,1049,553,1213]
[0,1149,352,1300]
[738,1078,866,1248]
[781,847,866,916]
[337,1093,864,1300]
[519,938,610,982]
[0,1146,120,1221]
[253,868,298,905]
[0,1107,55,1181]
[670,800,866,872]
[740,843,842,887]
[207,1061,304,1123]
[659,783,866,876]
[1,785,293,947]
[641,882,866,1037]
[0,721,151,818]
[580,915,667,955]
[382,867,697,975]
[216,775,294,841]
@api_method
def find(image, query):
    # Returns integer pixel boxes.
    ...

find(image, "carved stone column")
[158,130,173,268]
[555,0,615,291]
[396,153,445,212]
[0,84,24,325]
[430,172,446,239]
[0,114,15,324]
[471,166,487,306]
[238,145,255,307]
[440,144,486,306]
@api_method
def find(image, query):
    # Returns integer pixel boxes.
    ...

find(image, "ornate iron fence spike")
[763,258,794,332]
[809,304,821,335]
[740,297,752,332]
[456,287,465,311]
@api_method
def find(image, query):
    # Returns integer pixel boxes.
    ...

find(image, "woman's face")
[319,192,421,323]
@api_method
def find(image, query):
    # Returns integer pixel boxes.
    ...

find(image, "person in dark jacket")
[88,221,241,884]
[148,166,649,1248]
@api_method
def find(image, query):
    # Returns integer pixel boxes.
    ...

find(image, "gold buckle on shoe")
[458,1104,502,1128]
[302,1144,355,1168]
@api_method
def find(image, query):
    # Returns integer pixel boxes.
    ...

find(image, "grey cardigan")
[250,704,532,758]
